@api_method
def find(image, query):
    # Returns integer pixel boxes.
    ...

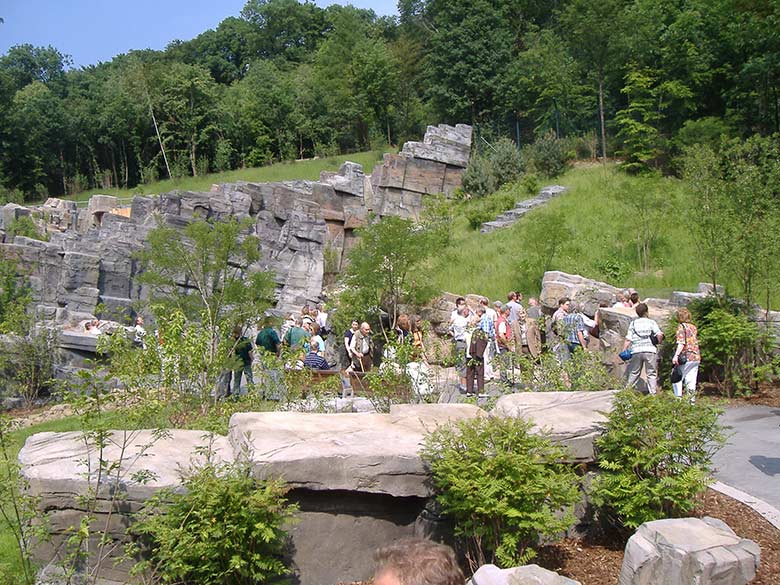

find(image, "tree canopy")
[1,0,779,199]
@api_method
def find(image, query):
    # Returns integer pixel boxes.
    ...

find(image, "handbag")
[671,364,683,383]
[619,348,632,361]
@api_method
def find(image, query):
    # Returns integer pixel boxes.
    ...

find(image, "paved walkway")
[712,405,780,513]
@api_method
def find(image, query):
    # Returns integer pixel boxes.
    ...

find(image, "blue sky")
[0,1,398,68]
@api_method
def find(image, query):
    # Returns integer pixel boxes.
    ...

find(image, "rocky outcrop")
[480,185,567,233]
[491,390,615,463]
[620,517,760,585]
[372,124,472,219]
[20,394,607,585]
[0,125,472,339]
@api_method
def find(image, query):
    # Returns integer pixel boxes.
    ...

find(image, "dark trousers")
[466,358,485,394]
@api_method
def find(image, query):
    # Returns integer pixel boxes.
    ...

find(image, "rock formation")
[19,393,611,585]
[0,125,472,377]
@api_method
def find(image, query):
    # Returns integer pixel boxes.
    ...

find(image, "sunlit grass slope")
[427,164,702,301]
[66,150,389,202]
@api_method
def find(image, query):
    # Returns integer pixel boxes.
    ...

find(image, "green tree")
[560,0,624,161]
[137,218,274,399]
[424,0,514,124]
[338,215,442,340]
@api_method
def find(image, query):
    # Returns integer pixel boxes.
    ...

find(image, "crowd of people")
[445,289,701,400]
[183,286,702,401]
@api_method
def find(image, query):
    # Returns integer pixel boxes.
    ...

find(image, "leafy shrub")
[673,296,772,397]
[463,189,517,230]
[489,138,525,187]
[675,117,732,151]
[5,216,47,242]
[131,457,297,585]
[513,350,624,392]
[520,172,540,195]
[421,416,580,570]
[591,390,725,529]
[461,154,496,199]
[522,131,572,178]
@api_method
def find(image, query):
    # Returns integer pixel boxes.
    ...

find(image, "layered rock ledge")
[19,392,613,585]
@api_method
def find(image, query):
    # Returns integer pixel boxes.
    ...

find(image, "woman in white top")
[622,303,663,394]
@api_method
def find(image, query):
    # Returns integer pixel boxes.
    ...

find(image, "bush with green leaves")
[591,390,725,530]
[130,458,297,585]
[512,349,624,392]
[667,296,774,397]
[421,416,580,571]
[461,154,497,199]
[522,131,572,178]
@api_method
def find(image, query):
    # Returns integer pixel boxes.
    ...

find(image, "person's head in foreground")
[373,538,465,585]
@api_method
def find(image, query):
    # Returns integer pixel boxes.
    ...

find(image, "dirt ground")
[536,488,779,584]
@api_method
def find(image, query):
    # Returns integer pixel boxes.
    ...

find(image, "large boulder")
[540,271,622,317]
[19,430,234,584]
[469,563,581,585]
[228,404,484,497]
[619,517,760,585]
[491,391,616,463]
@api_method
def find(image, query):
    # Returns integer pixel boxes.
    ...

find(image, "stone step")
[479,185,567,233]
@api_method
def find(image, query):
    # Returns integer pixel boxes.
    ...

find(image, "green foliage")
[521,132,571,178]
[337,215,441,338]
[4,216,46,241]
[461,154,496,199]
[130,457,296,585]
[464,189,516,230]
[680,297,771,397]
[591,390,725,529]
[513,349,624,393]
[137,217,274,402]
[421,416,580,571]
[675,117,732,152]
[0,416,47,585]
[682,137,780,307]
[462,138,524,199]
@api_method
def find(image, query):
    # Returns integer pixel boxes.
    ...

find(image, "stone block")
[320,161,365,197]
[401,157,448,195]
[491,391,616,463]
[619,517,760,585]
[469,563,581,585]
[540,271,621,317]
[227,405,484,497]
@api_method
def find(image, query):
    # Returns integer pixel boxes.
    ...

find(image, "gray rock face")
[469,563,581,585]
[480,186,567,233]
[619,517,760,585]
[540,271,623,317]
[491,391,615,463]
[372,124,472,219]
[3,125,472,348]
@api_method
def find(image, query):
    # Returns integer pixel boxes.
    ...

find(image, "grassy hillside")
[427,164,703,301]
[65,150,389,203]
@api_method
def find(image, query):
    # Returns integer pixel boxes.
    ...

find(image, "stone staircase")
[479,184,567,233]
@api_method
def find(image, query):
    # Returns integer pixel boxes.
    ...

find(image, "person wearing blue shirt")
[302,340,330,370]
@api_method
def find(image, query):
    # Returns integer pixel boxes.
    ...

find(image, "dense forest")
[0,0,778,200]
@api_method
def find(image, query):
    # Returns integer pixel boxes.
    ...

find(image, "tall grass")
[62,150,389,203]
[427,164,702,301]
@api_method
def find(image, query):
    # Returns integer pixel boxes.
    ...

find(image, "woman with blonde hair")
[672,307,701,401]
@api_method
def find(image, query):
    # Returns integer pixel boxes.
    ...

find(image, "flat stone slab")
[620,517,760,585]
[20,430,234,503]
[469,563,581,585]
[228,404,485,497]
[491,391,616,463]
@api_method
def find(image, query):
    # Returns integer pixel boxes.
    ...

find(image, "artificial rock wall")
[0,124,472,329]
[19,392,614,585]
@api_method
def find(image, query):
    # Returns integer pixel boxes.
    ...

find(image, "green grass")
[427,164,704,301]
[63,150,390,203]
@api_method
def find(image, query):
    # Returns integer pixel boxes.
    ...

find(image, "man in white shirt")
[449,305,470,391]
[622,303,664,394]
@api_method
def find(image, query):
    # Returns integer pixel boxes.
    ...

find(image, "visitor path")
[713,405,780,516]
